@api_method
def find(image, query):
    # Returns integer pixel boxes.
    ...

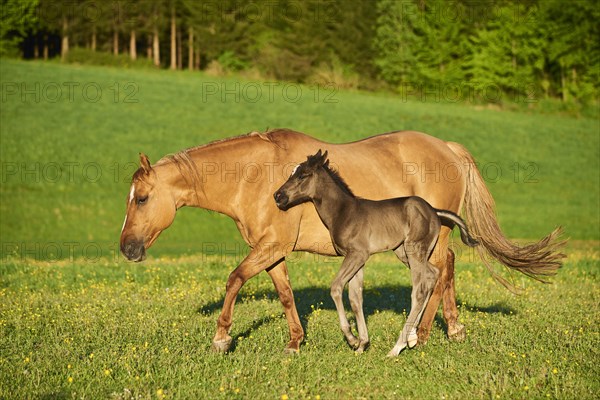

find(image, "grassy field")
[0,248,598,399]
[1,59,599,398]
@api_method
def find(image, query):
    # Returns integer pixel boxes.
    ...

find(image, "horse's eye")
[137,196,148,205]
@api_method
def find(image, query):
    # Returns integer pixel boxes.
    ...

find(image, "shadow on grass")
[198,285,517,351]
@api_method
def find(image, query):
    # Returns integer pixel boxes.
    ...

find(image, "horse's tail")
[446,142,566,291]
[436,209,479,248]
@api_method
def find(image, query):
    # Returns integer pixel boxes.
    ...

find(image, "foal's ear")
[321,150,328,164]
[139,153,152,174]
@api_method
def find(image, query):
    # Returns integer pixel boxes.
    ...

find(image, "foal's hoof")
[448,323,466,343]
[355,341,370,354]
[211,337,232,353]
[386,344,406,358]
[346,335,360,350]
[407,332,418,349]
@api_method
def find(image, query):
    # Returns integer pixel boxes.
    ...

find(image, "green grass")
[1,59,599,398]
[1,247,599,399]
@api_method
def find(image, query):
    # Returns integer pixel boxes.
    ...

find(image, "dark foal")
[274,150,479,356]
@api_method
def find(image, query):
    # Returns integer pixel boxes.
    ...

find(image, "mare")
[274,150,479,356]
[119,129,564,353]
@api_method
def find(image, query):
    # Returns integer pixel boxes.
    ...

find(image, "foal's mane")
[322,163,355,197]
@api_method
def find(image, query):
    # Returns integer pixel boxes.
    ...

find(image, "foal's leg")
[388,249,439,357]
[331,252,369,350]
[348,269,369,352]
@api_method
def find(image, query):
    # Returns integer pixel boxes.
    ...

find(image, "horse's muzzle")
[121,239,146,262]
[273,190,289,210]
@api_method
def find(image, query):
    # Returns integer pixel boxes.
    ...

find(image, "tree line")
[2,0,598,104]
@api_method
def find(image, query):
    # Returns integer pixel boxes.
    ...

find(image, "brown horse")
[119,129,564,353]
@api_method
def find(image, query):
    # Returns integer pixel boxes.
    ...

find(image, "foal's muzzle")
[121,239,146,262]
[273,190,289,210]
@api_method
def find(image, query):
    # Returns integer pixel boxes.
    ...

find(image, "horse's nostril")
[121,239,145,261]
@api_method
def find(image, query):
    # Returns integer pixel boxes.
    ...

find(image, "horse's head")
[120,153,177,261]
[274,149,328,210]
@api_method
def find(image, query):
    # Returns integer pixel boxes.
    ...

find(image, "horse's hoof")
[417,328,430,346]
[211,337,232,353]
[448,323,466,342]
[283,346,300,355]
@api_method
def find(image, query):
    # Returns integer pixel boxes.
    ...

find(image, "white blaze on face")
[129,184,135,204]
[290,164,300,177]
[121,214,128,234]
[121,184,135,234]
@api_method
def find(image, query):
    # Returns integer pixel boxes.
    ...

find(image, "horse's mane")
[166,130,286,156]
[152,130,283,202]
[158,151,204,203]
[323,164,355,197]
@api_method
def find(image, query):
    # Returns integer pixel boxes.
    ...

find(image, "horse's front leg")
[330,252,369,350]
[266,260,304,353]
[212,244,286,353]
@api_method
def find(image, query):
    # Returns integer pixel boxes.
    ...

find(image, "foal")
[274,150,479,356]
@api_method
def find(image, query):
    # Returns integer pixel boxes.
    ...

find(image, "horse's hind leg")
[349,269,369,352]
[441,249,466,342]
[416,230,455,345]
[387,249,439,357]
[331,251,369,351]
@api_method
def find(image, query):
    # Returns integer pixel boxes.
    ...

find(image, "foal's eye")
[137,196,148,205]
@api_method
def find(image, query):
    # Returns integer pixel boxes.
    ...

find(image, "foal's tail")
[436,210,479,248]
[446,142,566,291]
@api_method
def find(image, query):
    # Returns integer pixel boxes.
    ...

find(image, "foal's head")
[274,149,346,210]
[120,153,177,262]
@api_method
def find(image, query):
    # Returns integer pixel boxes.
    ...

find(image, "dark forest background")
[1,0,599,105]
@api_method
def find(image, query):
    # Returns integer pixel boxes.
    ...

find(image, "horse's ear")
[139,153,152,174]
[321,150,328,164]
